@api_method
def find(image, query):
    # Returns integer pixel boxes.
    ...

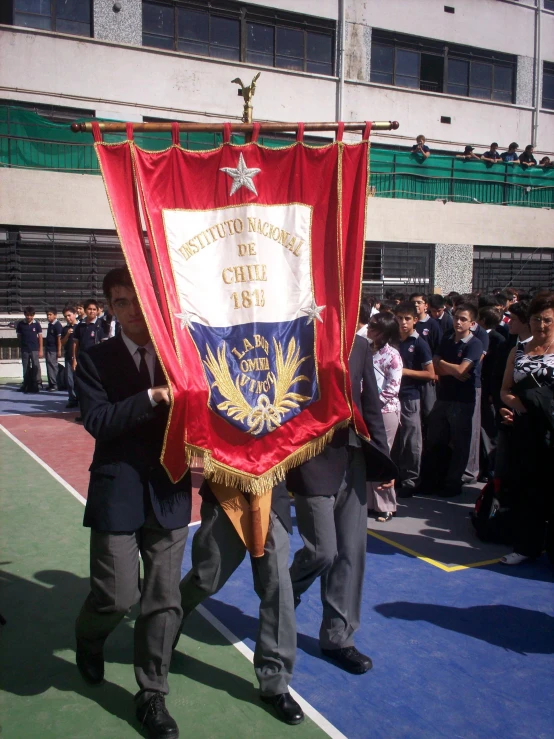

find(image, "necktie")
[137,347,151,388]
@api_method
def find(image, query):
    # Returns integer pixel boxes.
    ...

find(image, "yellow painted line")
[367,529,501,572]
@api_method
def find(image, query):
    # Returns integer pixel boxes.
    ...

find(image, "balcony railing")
[369,149,554,208]
[1,105,553,208]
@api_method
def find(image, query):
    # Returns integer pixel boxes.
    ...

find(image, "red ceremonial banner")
[93,122,371,491]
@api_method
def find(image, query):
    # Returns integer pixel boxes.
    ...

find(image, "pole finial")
[231,72,261,123]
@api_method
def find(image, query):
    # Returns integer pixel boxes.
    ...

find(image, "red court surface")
[0,411,203,521]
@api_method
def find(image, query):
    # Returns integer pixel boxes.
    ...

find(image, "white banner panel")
[163,203,313,328]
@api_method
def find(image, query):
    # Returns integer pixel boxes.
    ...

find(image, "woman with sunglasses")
[500,292,554,566]
[366,312,403,521]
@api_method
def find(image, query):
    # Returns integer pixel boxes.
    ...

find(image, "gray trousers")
[368,410,400,512]
[179,501,295,697]
[291,448,367,650]
[46,350,58,389]
[392,397,423,491]
[463,387,482,484]
[75,510,188,697]
[65,361,76,402]
[21,350,41,385]
[427,399,474,495]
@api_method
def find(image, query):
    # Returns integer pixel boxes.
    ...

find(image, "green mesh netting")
[369,149,554,208]
[1,105,553,207]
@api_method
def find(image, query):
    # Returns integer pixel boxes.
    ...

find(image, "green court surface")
[0,431,327,739]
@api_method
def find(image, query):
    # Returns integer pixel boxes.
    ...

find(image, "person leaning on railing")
[411,134,430,159]
[501,142,520,164]
[519,145,537,168]
[481,142,502,163]
[456,145,481,161]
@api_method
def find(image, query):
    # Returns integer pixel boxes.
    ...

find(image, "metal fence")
[362,242,434,298]
[473,246,554,294]
[0,228,125,313]
[3,104,554,208]
[369,150,554,209]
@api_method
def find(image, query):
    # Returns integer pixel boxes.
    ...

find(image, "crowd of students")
[15,284,553,566]
[15,299,118,414]
[359,286,554,567]
[412,134,552,167]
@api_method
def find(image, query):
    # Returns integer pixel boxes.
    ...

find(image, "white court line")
[0,423,202,526]
[1,422,87,506]
[1,423,345,739]
[197,604,348,739]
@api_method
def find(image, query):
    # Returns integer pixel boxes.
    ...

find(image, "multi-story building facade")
[0,0,553,342]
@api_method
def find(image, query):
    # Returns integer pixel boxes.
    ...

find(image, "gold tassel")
[185,419,349,495]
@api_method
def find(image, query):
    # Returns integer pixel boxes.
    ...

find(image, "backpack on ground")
[470,478,515,545]
[22,363,40,394]
[57,363,67,391]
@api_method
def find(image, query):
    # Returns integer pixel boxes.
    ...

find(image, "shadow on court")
[374,601,554,654]
[0,568,272,730]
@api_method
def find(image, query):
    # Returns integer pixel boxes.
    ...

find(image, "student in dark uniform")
[501,142,519,163]
[428,294,454,337]
[287,335,396,675]
[73,300,105,362]
[16,306,43,392]
[478,306,506,479]
[45,307,62,391]
[392,302,434,497]
[175,481,304,726]
[465,310,489,483]
[482,142,502,163]
[519,145,537,167]
[61,304,79,408]
[74,267,191,739]
[427,303,484,497]
[410,292,441,423]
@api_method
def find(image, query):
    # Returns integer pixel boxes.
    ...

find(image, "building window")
[473,246,554,294]
[543,62,554,110]
[142,1,335,76]
[11,0,91,37]
[544,1,554,12]
[371,29,515,103]
[363,242,434,296]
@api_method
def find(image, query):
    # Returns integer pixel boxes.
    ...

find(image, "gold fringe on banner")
[185,418,351,495]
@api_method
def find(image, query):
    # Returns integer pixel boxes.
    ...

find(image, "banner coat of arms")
[92,121,372,493]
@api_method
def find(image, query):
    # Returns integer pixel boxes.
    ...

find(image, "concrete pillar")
[433,244,474,295]
[516,56,534,108]
[345,22,372,82]
[93,0,142,46]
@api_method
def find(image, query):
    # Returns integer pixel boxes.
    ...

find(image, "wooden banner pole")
[71,120,399,134]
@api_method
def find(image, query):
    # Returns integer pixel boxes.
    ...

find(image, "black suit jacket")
[481,329,506,402]
[75,334,191,532]
[287,336,397,496]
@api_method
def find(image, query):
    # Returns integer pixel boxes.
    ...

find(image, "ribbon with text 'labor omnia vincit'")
[91,121,372,500]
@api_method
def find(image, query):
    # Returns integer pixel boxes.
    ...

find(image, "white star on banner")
[175,310,196,331]
[301,299,326,325]
[220,153,261,197]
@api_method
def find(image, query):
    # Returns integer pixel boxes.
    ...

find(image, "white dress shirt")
[120,331,158,405]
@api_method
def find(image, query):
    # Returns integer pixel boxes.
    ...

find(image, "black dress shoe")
[76,641,104,684]
[321,646,373,674]
[261,692,304,725]
[136,693,179,739]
